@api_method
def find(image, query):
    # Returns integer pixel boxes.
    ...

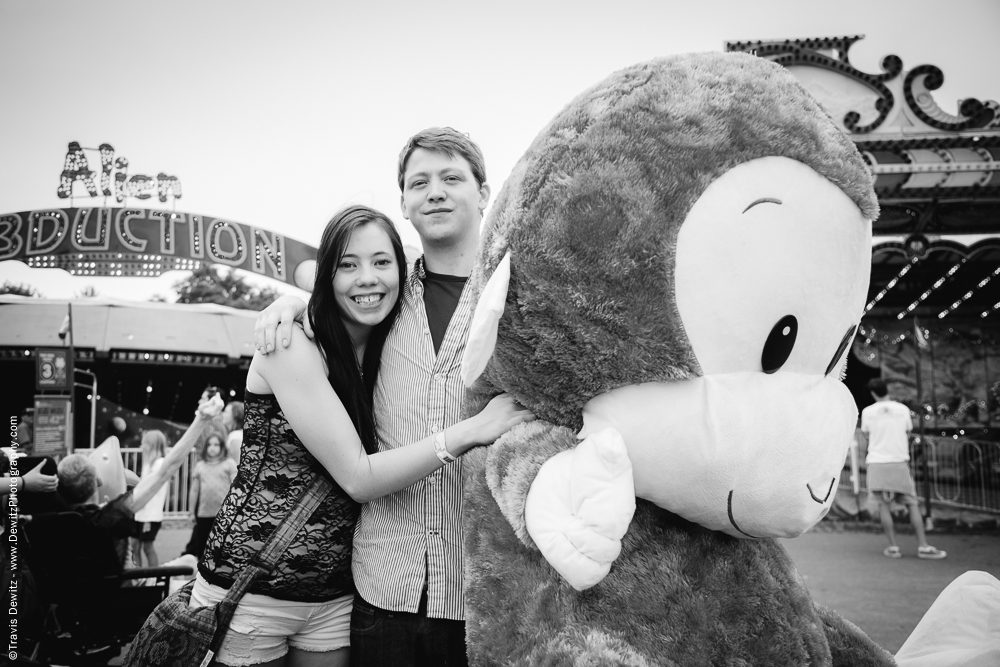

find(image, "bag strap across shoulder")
[208,474,334,654]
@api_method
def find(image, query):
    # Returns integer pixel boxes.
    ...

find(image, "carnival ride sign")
[33,396,72,457]
[35,348,72,391]
[58,142,182,204]
[0,207,318,290]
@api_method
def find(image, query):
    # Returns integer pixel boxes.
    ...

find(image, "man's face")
[400,148,490,247]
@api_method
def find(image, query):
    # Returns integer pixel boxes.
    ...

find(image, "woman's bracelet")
[433,431,456,465]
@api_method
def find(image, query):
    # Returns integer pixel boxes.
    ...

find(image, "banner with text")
[0,207,319,290]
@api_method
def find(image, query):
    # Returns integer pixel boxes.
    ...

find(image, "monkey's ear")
[461,252,511,386]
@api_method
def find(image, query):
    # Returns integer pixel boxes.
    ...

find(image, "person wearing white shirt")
[131,430,170,567]
[860,378,946,559]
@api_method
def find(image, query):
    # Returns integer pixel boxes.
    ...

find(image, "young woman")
[191,205,533,667]
[131,429,169,567]
[183,434,237,561]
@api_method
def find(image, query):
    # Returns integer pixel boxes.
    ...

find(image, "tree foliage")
[1,281,42,297]
[170,264,281,311]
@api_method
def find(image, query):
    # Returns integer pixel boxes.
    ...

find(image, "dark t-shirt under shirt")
[423,269,467,354]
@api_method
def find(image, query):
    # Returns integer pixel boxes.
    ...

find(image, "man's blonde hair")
[397,127,487,191]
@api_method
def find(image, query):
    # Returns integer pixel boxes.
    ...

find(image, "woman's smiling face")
[334,222,401,342]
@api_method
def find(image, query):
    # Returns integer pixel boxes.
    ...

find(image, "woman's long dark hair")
[308,205,407,455]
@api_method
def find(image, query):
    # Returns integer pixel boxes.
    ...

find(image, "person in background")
[1,460,58,497]
[860,378,947,559]
[48,397,223,567]
[2,446,57,645]
[130,430,169,568]
[2,454,60,561]
[223,401,245,463]
[16,410,34,453]
[183,433,237,561]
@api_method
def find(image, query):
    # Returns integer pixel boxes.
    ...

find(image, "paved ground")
[154,521,192,562]
[780,528,1000,654]
[149,521,1000,658]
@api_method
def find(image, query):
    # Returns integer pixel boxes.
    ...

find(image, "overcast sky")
[2,0,998,301]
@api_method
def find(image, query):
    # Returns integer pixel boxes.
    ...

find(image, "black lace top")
[199,390,360,602]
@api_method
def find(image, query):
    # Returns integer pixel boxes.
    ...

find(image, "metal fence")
[73,447,198,519]
[844,435,1000,516]
[85,436,1000,519]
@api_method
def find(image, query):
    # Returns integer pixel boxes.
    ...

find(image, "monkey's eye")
[761,315,797,374]
[825,325,857,377]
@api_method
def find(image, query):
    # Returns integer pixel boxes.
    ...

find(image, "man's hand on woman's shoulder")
[254,295,311,354]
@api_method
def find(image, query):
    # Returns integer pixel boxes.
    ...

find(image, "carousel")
[729,36,1000,516]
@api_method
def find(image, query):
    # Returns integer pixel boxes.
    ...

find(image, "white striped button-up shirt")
[352,257,475,620]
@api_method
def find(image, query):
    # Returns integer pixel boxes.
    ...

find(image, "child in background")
[184,434,237,560]
[130,430,169,567]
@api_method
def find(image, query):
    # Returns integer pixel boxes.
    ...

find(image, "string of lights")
[896,258,966,319]
[25,252,201,277]
[888,331,909,345]
[938,265,1000,320]
[866,256,918,313]
[110,350,229,366]
[0,349,95,361]
[854,324,880,364]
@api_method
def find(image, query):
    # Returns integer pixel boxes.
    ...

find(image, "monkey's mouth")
[807,478,836,505]
[728,478,836,539]
[727,490,759,539]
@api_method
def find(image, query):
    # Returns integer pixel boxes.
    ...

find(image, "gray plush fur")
[462,53,892,665]
[471,52,876,429]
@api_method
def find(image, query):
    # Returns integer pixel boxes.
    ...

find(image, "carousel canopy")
[728,36,1000,324]
[0,295,257,361]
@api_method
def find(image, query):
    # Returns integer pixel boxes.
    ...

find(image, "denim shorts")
[190,573,352,665]
[867,462,919,506]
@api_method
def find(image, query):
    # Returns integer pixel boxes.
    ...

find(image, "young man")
[860,378,946,559]
[254,127,491,665]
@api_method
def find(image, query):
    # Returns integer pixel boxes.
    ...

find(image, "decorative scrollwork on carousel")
[841,54,901,133]
[726,36,902,134]
[903,65,999,131]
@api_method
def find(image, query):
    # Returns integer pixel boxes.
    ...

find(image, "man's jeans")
[350,592,468,666]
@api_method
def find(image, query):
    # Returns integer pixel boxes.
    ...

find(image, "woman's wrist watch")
[433,431,456,465]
